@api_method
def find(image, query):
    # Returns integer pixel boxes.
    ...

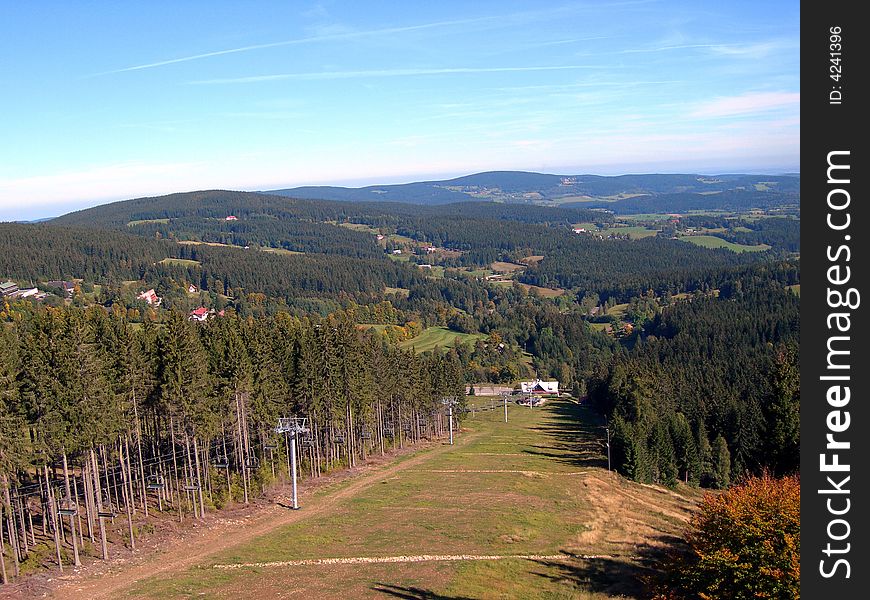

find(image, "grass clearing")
[678,235,770,253]
[384,286,409,297]
[260,247,304,255]
[519,255,545,266]
[518,283,566,298]
[491,261,526,273]
[158,257,200,267]
[606,225,660,239]
[399,326,485,352]
[127,218,169,227]
[122,401,701,600]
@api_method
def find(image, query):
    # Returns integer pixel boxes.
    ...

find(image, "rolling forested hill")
[266,170,800,207]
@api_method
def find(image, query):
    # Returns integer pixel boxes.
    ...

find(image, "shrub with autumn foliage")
[652,474,800,599]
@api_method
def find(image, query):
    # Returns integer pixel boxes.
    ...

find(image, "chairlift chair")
[333,434,346,445]
[146,474,165,490]
[245,456,261,469]
[264,443,278,451]
[213,455,229,469]
[97,501,118,519]
[57,495,78,517]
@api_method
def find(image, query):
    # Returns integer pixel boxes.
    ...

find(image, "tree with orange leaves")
[653,474,799,599]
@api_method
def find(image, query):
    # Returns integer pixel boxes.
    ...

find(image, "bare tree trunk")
[0,497,7,584]
[184,435,198,519]
[15,494,28,557]
[170,415,183,522]
[193,436,205,520]
[124,436,136,517]
[119,442,135,550]
[82,464,95,545]
[132,390,148,516]
[3,480,21,575]
[72,472,84,548]
[90,449,108,560]
[61,451,81,567]
[27,503,35,547]
[44,466,63,572]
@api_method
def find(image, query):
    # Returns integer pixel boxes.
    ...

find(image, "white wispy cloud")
[93,15,504,76]
[188,64,613,85]
[689,91,800,118]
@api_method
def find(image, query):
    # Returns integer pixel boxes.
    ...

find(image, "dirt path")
[48,433,479,600]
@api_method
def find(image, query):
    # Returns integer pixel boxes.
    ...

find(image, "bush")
[653,474,799,599]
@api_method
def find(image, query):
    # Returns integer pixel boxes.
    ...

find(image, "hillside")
[266,170,800,209]
[45,400,704,600]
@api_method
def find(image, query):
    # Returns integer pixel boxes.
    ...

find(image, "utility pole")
[501,392,509,423]
[605,423,611,472]
[276,417,310,509]
[441,397,458,445]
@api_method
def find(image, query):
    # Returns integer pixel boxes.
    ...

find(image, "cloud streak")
[93,15,506,76]
[690,91,800,118]
[188,64,614,85]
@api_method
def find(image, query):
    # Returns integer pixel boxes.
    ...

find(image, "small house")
[188,307,211,322]
[137,289,161,306]
[225,215,238,221]
[188,284,198,293]
[0,281,19,297]
[520,379,560,395]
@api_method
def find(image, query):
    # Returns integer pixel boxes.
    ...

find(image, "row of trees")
[0,303,464,582]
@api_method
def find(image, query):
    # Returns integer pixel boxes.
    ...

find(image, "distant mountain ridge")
[266,170,800,206]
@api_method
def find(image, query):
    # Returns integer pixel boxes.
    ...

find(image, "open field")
[260,247,304,256]
[519,255,545,266]
[157,257,200,267]
[606,226,659,239]
[51,401,701,599]
[399,326,485,352]
[518,283,566,298]
[786,284,800,297]
[127,218,169,227]
[491,261,526,273]
[678,235,770,252]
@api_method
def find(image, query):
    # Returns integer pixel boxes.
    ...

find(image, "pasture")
[678,235,770,253]
[399,326,485,352]
[78,400,702,600]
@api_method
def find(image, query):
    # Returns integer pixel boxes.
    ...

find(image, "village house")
[188,307,211,322]
[137,288,161,306]
[188,284,197,293]
[520,379,560,395]
[188,307,225,322]
[0,281,19,297]
[225,215,238,221]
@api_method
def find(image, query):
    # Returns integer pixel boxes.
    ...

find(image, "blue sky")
[0,1,799,220]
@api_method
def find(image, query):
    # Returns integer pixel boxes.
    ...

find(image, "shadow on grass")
[371,583,476,600]
[530,540,681,599]
[524,400,609,470]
